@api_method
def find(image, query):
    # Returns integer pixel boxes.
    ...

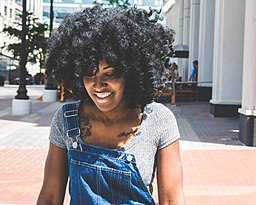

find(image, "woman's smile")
[94,92,113,103]
[94,92,112,99]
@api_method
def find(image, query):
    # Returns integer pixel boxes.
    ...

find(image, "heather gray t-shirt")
[49,101,180,190]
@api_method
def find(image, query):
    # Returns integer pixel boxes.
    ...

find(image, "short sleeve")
[155,104,180,149]
[49,106,67,149]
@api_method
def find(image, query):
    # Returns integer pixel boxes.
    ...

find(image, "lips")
[94,92,112,103]
[94,92,112,98]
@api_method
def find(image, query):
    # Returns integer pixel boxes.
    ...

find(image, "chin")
[94,99,126,113]
[95,105,117,113]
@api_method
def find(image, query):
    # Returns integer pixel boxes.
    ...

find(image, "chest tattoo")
[79,116,92,139]
[117,127,139,138]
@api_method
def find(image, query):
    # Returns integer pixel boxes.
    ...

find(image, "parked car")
[34,72,45,85]
[0,75,4,86]
[13,75,33,85]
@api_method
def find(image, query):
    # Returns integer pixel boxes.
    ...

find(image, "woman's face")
[83,58,126,112]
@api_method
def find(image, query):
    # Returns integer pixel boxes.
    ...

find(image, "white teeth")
[95,92,111,98]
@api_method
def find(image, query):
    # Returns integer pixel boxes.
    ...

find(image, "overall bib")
[63,102,156,205]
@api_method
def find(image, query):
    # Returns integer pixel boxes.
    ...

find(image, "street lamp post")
[15,0,28,100]
[43,0,58,102]
[50,0,53,34]
[12,0,32,115]
[44,0,55,90]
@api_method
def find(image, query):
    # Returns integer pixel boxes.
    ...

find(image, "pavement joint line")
[38,102,62,114]
[180,140,255,150]
[20,113,42,123]
[184,185,256,196]
[0,107,12,118]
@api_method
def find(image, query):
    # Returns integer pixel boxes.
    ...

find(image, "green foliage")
[94,0,130,8]
[2,12,49,71]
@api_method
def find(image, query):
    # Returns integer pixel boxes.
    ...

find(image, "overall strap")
[63,102,80,138]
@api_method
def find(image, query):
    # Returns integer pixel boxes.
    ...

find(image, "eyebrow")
[102,65,114,70]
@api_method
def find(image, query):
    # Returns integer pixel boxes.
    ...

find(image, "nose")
[94,75,107,89]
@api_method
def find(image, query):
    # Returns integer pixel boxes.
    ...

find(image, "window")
[94,0,102,4]
[15,9,22,21]
[134,0,143,5]
[33,0,36,13]
[10,9,13,18]
[15,0,22,5]
[29,0,32,11]
[74,0,82,3]
[43,11,50,18]
[154,0,162,6]
[4,6,7,16]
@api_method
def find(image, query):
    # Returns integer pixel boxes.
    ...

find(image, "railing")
[156,81,198,105]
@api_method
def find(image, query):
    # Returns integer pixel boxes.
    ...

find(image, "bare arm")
[37,143,69,205]
[157,140,185,205]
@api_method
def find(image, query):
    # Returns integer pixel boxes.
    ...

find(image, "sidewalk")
[0,85,256,205]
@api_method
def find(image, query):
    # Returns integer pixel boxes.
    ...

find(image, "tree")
[2,12,49,73]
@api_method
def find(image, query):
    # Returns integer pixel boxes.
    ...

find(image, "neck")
[82,99,140,124]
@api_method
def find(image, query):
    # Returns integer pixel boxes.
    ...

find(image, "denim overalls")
[63,102,155,205]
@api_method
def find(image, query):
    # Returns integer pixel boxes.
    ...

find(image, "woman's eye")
[106,72,115,77]
[83,70,121,81]
[105,71,121,78]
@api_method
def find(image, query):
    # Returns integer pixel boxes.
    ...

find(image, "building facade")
[0,0,41,53]
[0,0,42,80]
[164,0,256,146]
[42,0,163,28]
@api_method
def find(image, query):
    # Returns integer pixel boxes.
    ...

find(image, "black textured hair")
[46,6,175,109]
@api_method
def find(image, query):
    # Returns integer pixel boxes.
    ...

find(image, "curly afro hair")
[46,6,175,109]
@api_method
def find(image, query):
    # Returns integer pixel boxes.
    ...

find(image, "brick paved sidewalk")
[0,86,256,205]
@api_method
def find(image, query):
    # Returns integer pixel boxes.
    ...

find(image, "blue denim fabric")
[63,102,155,205]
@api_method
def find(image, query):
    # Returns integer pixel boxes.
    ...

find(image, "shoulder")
[52,106,64,124]
[52,101,80,128]
[49,101,81,149]
[145,102,180,148]
[62,101,80,112]
[145,102,175,119]
[143,102,179,133]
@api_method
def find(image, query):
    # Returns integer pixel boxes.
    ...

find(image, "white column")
[163,0,179,42]
[12,99,32,115]
[210,0,245,107]
[43,89,58,102]
[198,0,215,86]
[178,0,184,44]
[177,0,184,80]
[181,0,190,80]
[238,0,256,146]
[188,0,200,79]
[183,0,190,46]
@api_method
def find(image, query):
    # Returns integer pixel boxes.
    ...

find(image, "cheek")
[83,80,92,92]
[116,79,125,94]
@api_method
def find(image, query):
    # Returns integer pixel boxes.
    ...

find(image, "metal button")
[72,142,78,149]
[135,131,141,136]
[126,155,133,162]
[145,107,153,114]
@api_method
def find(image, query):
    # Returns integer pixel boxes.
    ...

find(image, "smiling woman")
[37,6,185,205]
